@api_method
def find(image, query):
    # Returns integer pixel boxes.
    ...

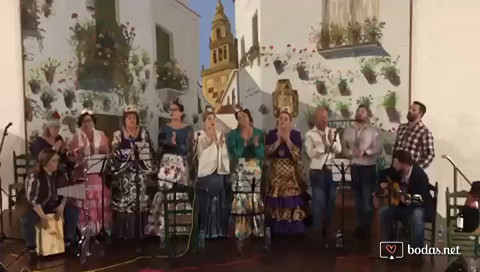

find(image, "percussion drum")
[36,214,65,256]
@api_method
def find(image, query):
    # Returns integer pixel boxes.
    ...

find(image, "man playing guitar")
[377,150,434,266]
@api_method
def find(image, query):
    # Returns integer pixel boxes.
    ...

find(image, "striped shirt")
[25,170,67,207]
[393,121,435,169]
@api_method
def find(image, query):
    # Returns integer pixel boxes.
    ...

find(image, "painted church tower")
[201,0,238,112]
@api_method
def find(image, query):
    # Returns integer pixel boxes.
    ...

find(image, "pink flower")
[270,46,274,49]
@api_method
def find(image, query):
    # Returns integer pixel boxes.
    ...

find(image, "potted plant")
[315,80,327,95]
[309,24,330,51]
[41,58,60,85]
[81,93,94,109]
[330,23,345,47]
[336,101,352,119]
[28,70,42,94]
[359,58,378,84]
[380,56,401,86]
[102,96,111,112]
[346,22,362,45]
[63,87,76,109]
[273,59,285,74]
[338,77,351,96]
[156,60,189,90]
[356,95,374,117]
[363,17,386,43]
[381,91,400,123]
[40,90,56,109]
[259,104,270,115]
[62,116,77,134]
[319,26,330,50]
[296,62,309,80]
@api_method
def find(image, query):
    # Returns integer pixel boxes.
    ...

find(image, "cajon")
[35,214,65,256]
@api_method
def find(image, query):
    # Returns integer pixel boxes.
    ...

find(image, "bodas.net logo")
[380,241,404,259]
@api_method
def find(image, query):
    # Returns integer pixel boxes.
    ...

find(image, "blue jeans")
[351,165,377,233]
[21,200,79,249]
[310,169,336,232]
[379,206,426,248]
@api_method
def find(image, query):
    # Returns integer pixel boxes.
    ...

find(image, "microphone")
[5,122,12,130]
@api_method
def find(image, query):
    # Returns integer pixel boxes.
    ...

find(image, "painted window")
[156,25,171,67]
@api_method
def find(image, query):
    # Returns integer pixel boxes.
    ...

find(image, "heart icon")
[386,244,397,255]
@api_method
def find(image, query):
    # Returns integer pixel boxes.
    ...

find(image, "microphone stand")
[0,122,21,244]
[189,132,200,253]
[96,156,109,243]
[330,159,351,253]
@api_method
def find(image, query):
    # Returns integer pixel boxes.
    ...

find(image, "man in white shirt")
[305,107,342,240]
[343,105,382,239]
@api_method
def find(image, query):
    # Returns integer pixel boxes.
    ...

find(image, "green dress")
[227,128,265,240]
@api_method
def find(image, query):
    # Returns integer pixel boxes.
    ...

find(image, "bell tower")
[201,0,238,111]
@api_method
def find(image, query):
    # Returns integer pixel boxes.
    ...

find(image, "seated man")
[378,150,434,264]
[20,148,80,266]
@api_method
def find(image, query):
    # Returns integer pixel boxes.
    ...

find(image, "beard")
[406,112,415,121]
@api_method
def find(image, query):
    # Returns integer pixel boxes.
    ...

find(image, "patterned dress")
[145,125,192,240]
[110,128,155,239]
[265,129,308,234]
[227,127,265,240]
[69,129,112,234]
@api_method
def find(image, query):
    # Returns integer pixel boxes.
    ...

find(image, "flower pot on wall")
[362,68,377,84]
[62,116,77,134]
[103,99,111,112]
[338,81,351,96]
[44,71,55,85]
[315,81,327,95]
[29,81,41,94]
[385,107,400,123]
[386,72,401,86]
[341,109,351,118]
[273,60,284,74]
[64,94,75,109]
[296,66,309,81]
[25,99,33,122]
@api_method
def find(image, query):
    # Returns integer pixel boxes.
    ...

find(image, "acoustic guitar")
[376,177,412,206]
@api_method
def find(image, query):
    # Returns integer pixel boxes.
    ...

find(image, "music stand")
[115,142,153,254]
[85,154,109,243]
[326,159,351,253]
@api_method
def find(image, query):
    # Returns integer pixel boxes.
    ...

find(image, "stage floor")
[0,202,451,271]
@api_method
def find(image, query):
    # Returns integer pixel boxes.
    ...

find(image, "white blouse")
[195,129,230,178]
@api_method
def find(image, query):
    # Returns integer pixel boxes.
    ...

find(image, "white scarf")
[75,128,102,156]
[195,129,230,178]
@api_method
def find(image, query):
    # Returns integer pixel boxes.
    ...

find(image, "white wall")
[412,0,480,217]
[0,0,26,209]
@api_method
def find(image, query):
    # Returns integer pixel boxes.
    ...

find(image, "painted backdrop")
[233,0,412,166]
[20,0,201,147]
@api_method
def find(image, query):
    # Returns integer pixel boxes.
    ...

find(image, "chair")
[424,182,438,264]
[393,182,438,264]
[8,152,35,211]
[162,184,197,257]
[446,188,480,264]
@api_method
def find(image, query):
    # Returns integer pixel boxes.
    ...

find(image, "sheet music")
[118,142,152,161]
[57,182,86,200]
[85,154,107,174]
